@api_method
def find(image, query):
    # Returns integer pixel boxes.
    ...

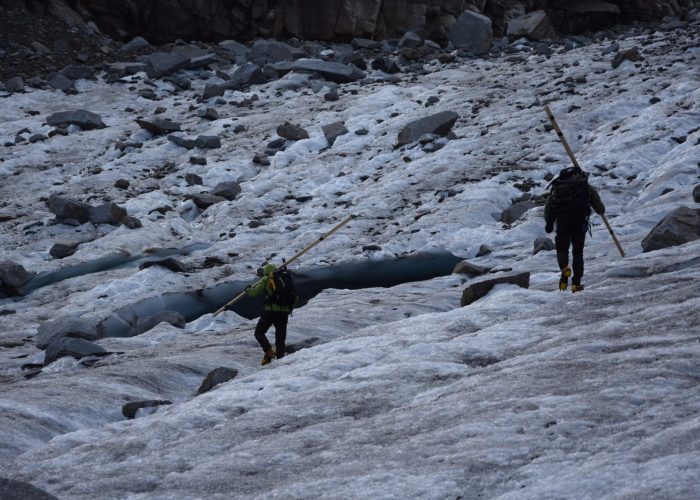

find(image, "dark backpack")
[550,167,591,216]
[266,268,297,309]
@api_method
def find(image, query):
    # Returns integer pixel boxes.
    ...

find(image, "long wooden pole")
[544,106,625,257]
[213,215,355,316]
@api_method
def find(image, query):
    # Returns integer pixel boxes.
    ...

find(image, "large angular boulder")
[212,182,242,200]
[231,62,268,87]
[136,118,181,135]
[396,111,459,147]
[500,200,536,224]
[61,66,96,80]
[507,10,556,41]
[44,337,107,365]
[270,59,365,84]
[448,10,493,55]
[641,206,700,252]
[145,52,191,78]
[89,203,127,225]
[36,317,100,349]
[322,121,349,146]
[197,367,239,395]
[277,122,309,141]
[46,110,105,130]
[461,272,530,306]
[48,194,91,223]
[0,261,35,296]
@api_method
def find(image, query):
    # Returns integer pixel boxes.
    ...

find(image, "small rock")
[197,367,239,395]
[190,156,207,165]
[277,122,309,141]
[195,135,222,149]
[114,179,130,189]
[50,241,79,259]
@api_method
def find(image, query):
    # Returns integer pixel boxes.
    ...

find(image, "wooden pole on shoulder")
[544,106,625,257]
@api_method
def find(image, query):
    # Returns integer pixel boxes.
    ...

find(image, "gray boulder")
[371,57,401,74]
[198,108,220,121]
[197,367,239,395]
[136,118,181,135]
[500,200,536,224]
[122,400,171,419]
[5,76,24,93]
[461,272,530,307]
[396,111,459,147]
[248,40,294,66]
[270,58,366,84]
[533,236,555,255]
[44,337,107,365]
[195,135,222,149]
[641,206,700,252]
[399,31,422,48]
[168,134,196,149]
[47,73,76,92]
[322,122,349,146]
[448,10,493,55]
[507,10,556,41]
[36,317,100,349]
[89,203,127,225]
[50,241,79,259]
[277,122,309,141]
[231,62,268,87]
[46,110,105,130]
[120,36,151,52]
[136,310,185,335]
[192,193,227,209]
[48,194,91,223]
[693,185,700,203]
[0,261,35,295]
[212,182,242,200]
[219,39,249,58]
[145,52,191,78]
[0,477,58,500]
[452,260,488,276]
[203,83,228,99]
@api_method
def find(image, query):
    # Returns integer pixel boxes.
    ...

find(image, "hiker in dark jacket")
[245,263,297,365]
[544,166,605,292]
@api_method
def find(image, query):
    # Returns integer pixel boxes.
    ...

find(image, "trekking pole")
[543,106,625,257]
[212,214,355,316]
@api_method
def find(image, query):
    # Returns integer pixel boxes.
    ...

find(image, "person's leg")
[254,313,274,353]
[555,223,572,272]
[571,226,587,286]
[272,312,288,359]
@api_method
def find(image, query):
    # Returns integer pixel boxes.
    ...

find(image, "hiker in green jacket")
[245,263,297,366]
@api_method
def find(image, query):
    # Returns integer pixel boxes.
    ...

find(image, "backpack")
[550,166,591,216]
[266,268,297,309]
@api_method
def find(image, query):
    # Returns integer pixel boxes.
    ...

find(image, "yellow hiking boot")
[559,266,572,291]
[261,348,276,366]
[572,284,584,293]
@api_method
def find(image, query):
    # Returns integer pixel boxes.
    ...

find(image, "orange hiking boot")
[559,266,572,291]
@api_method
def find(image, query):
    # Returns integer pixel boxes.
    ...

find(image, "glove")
[545,222,554,234]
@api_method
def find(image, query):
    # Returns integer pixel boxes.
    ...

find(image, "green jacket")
[245,264,296,313]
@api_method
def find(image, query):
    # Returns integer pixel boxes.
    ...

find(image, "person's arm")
[246,277,267,298]
[588,185,606,215]
[544,193,556,232]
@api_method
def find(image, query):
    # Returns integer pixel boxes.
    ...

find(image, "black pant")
[555,214,587,285]
[254,311,288,358]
